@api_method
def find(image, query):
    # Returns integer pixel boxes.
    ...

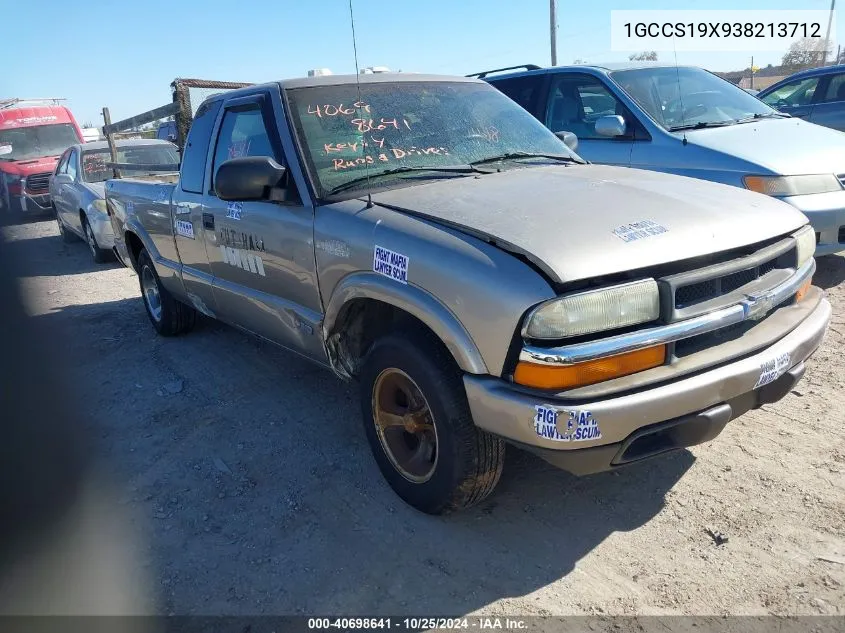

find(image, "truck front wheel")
[359,329,505,514]
[137,248,196,336]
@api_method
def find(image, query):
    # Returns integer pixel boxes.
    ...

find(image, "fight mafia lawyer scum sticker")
[373,245,408,284]
[534,404,602,442]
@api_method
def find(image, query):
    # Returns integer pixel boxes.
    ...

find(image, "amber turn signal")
[795,278,812,303]
[514,345,667,390]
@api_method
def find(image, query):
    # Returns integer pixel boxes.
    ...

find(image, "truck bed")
[106,177,179,266]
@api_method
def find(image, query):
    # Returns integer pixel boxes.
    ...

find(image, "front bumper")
[464,294,830,474]
[87,210,116,249]
[783,191,845,256]
[19,192,52,213]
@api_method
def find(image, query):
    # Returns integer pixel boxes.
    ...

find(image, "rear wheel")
[82,216,109,263]
[359,328,505,514]
[137,248,196,336]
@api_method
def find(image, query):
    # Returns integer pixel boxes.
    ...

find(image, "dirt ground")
[3,217,844,616]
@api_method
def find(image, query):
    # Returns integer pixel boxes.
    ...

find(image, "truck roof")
[0,104,76,130]
[199,74,483,107]
[73,138,176,152]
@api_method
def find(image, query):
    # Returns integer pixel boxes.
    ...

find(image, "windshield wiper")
[470,151,581,166]
[328,165,480,195]
[735,112,791,124]
[668,121,735,131]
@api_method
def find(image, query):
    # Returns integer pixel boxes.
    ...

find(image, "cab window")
[211,102,298,202]
[212,106,277,181]
[180,99,222,194]
[491,76,543,118]
[762,77,819,107]
[821,73,845,103]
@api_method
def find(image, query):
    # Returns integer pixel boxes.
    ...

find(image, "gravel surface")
[3,218,844,616]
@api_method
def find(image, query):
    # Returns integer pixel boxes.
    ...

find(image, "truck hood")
[0,156,60,177]
[368,164,807,284]
[680,117,845,176]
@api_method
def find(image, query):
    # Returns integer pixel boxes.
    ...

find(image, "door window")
[212,106,279,185]
[55,150,70,175]
[66,150,77,180]
[545,74,634,140]
[762,77,819,107]
[490,75,543,118]
[821,74,845,103]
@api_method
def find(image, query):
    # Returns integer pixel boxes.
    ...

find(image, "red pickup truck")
[0,99,84,215]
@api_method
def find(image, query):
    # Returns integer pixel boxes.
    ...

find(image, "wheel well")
[125,232,144,272]
[326,299,453,379]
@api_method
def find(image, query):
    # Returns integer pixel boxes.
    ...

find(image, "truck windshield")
[287,81,573,197]
[82,144,180,182]
[0,123,80,161]
[610,67,776,131]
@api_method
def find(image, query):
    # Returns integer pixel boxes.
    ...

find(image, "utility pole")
[821,0,835,66]
[750,56,754,89]
[550,0,558,66]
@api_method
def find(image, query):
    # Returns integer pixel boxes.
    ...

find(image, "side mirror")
[215,156,286,201]
[554,131,578,152]
[594,115,627,137]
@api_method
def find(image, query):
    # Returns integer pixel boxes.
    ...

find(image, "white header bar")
[611,10,836,52]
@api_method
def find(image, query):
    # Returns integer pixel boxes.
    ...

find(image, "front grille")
[659,236,797,323]
[25,171,51,193]
[673,253,786,310]
[674,299,791,358]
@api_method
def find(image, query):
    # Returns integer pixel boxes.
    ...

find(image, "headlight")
[91,199,108,213]
[524,279,660,340]
[743,174,842,197]
[794,225,816,267]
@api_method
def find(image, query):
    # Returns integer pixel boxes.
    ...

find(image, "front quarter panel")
[317,200,556,376]
[630,134,765,187]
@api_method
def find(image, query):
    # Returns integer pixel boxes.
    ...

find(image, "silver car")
[50,139,179,262]
[484,63,845,256]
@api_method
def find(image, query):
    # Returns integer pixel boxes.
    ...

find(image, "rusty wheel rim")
[372,368,438,483]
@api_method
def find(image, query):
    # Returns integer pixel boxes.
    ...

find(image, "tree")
[572,58,586,65]
[781,37,830,69]
[629,51,658,61]
[81,121,94,128]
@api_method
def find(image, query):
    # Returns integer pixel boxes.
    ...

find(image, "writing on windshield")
[303,99,453,172]
[288,81,567,197]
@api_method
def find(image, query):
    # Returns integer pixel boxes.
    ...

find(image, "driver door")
[202,92,326,362]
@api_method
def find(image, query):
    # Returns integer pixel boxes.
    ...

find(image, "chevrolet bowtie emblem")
[742,293,775,321]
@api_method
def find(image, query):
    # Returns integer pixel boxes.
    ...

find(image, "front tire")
[137,248,196,336]
[82,216,109,263]
[359,328,505,514]
[55,206,74,243]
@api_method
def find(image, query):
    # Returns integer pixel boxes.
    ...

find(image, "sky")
[3,0,842,126]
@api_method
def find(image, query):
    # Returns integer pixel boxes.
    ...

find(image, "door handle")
[202,213,215,230]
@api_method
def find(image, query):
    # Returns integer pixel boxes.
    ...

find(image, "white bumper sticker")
[534,405,602,443]
[755,351,791,389]
[175,219,194,239]
[373,245,408,284]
